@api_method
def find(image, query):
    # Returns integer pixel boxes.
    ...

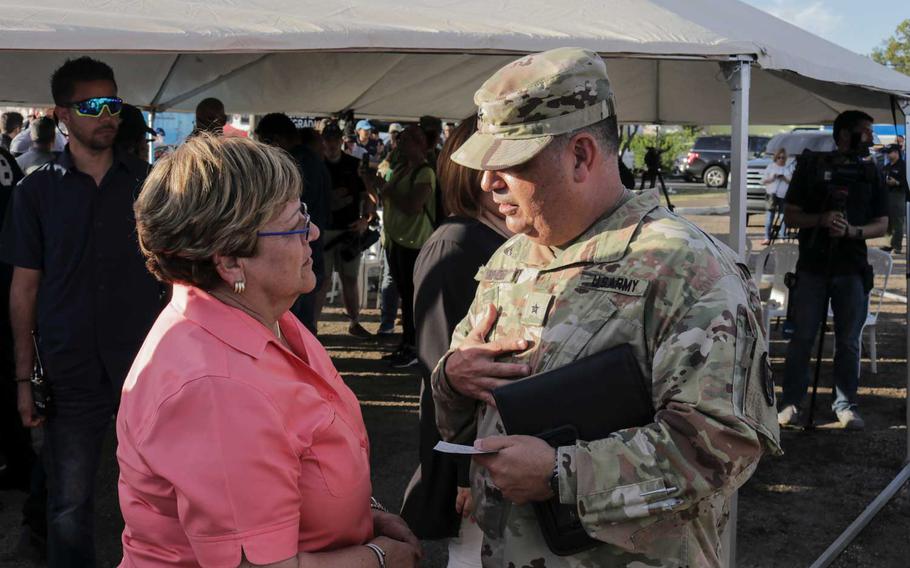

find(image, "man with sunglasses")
[2,57,163,567]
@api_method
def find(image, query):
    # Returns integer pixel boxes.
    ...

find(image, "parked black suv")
[682,135,770,188]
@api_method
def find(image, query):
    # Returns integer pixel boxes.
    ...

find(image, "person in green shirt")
[380,126,437,367]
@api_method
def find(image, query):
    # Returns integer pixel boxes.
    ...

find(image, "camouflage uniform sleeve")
[556,274,771,540]
[431,305,481,444]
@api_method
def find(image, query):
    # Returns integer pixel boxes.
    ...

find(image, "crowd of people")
[0,46,904,568]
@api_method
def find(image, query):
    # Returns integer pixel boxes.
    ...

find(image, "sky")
[741,0,908,56]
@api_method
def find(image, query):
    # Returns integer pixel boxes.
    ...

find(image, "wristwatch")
[549,455,560,497]
[855,226,864,239]
[370,496,387,512]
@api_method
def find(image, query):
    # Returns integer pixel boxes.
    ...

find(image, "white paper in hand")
[433,441,499,455]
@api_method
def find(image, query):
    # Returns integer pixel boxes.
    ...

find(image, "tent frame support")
[147,110,156,163]
[718,56,752,568]
[723,57,752,259]
[157,54,272,111]
[150,54,183,110]
[809,98,910,568]
[905,99,909,467]
[809,464,910,568]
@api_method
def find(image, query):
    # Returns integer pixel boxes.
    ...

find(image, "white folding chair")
[862,248,892,374]
[748,245,772,287]
[822,248,892,374]
[324,270,341,304]
[358,239,384,308]
[762,243,800,339]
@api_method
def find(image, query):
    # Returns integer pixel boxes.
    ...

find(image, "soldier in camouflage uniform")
[431,47,782,567]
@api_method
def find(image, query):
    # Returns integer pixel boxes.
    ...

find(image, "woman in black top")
[401,116,510,566]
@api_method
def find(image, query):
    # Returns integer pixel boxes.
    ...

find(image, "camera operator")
[881,144,908,254]
[779,110,888,430]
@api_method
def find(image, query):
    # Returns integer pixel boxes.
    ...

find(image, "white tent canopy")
[0,0,908,123]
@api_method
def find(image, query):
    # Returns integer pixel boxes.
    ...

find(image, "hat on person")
[418,115,442,132]
[29,117,57,145]
[322,122,344,139]
[452,47,616,171]
[355,119,373,131]
[388,122,404,134]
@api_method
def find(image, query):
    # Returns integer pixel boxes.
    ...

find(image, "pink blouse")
[117,285,373,567]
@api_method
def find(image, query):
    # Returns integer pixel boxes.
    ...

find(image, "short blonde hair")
[136,135,302,289]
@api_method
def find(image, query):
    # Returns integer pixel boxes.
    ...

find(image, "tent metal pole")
[148,110,156,164]
[724,492,738,568]
[808,463,910,568]
[724,58,751,259]
[904,100,909,464]
[655,60,661,123]
[719,57,751,568]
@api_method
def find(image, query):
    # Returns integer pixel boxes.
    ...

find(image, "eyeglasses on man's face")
[66,97,123,118]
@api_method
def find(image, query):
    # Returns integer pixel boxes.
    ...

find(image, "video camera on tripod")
[781,152,864,339]
[781,149,875,427]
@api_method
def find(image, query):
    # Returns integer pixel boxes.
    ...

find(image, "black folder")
[491,344,654,555]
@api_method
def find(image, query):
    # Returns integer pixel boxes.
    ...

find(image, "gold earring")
[233,280,246,295]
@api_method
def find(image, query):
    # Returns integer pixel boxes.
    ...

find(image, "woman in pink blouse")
[117,135,420,567]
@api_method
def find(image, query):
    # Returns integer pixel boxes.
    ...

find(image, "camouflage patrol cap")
[452,47,615,171]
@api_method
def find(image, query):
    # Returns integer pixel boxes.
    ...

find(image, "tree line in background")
[615,14,910,177]
[872,18,910,76]
[620,126,698,172]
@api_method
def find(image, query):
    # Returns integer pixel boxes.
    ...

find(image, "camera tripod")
[803,196,850,429]
[643,168,675,212]
[804,240,836,430]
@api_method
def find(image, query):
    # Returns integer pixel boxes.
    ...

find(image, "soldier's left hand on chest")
[472,435,556,505]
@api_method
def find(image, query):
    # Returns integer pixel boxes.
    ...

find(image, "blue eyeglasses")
[67,96,123,118]
[257,203,311,239]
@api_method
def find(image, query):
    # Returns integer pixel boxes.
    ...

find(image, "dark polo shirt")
[1,147,162,395]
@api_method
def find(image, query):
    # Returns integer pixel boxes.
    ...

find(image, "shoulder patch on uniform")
[577,270,647,296]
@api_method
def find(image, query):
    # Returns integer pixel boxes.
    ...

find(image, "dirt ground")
[0,187,907,567]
